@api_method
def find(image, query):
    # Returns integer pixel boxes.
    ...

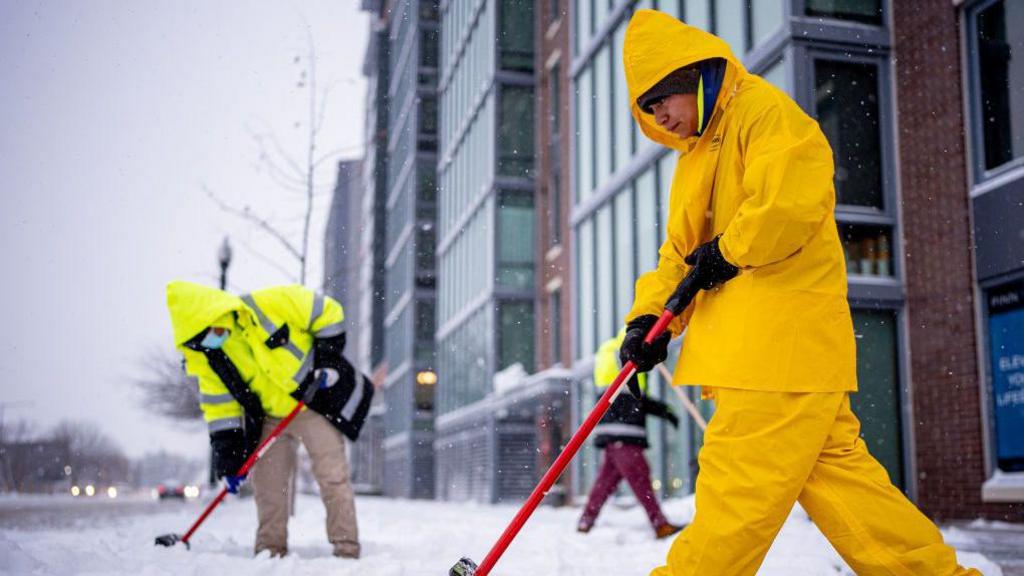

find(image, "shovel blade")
[449,557,478,576]
[154,533,188,549]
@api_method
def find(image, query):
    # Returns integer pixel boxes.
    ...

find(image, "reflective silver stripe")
[593,423,646,438]
[200,393,235,405]
[309,293,324,330]
[315,322,345,337]
[292,348,315,384]
[241,294,277,336]
[284,341,304,360]
[208,417,243,433]
[341,374,366,420]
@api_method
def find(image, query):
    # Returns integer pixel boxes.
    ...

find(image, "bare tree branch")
[234,235,300,283]
[246,120,306,179]
[203,185,303,263]
[131,349,202,421]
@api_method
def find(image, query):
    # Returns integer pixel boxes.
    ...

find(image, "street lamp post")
[218,237,232,290]
[209,237,233,488]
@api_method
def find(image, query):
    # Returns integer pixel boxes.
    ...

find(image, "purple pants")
[579,442,668,530]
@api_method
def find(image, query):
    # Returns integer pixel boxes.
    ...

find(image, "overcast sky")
[0,2,368,458]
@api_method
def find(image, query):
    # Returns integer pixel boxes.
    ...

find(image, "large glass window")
[550,289,562,364]
[850,310,904,489]
[761,55,790,94]
[574,0,592,56]
[612,22,634,173]
[576,67,594,203]
[595,45,613,188]
[614,189,635,324]
[499,0,535,72]
[839,223,893,278]
[658,151,678,234]
[714,0,747,55]
[499,86,535,177]
[685,0,710,31]
[636,170,659,273]
[974,0,1024,172]
[595,204,614,343]
[815,60,883,209]
[806,0,882,25]
[577,220,595,358]
[497,193,535,289]
[500,301,535,371]
[751,0,784,48]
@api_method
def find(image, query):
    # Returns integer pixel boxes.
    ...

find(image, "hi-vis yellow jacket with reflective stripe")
[237,284,344,417]
[623,10,856,393]
[166,282,345,427]
[593,329,647,392]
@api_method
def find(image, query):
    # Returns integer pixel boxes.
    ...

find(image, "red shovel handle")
[472,271,699,576]
[179,401,305,545]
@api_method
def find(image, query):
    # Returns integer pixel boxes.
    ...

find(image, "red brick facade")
[892,0,1022,521]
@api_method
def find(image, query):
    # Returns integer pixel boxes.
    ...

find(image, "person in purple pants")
[578,331,686,539]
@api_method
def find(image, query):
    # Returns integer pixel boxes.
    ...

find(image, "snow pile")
[493,362,528,396]
[0,494,1002,576]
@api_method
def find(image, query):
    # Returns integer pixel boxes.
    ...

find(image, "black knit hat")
[637,67,701,113]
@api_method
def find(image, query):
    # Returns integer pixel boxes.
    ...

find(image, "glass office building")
[434,0,541,502]
[569,0,909,498]
[379,0,440,499]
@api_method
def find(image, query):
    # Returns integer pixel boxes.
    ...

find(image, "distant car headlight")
[107,486,118,499]
[71,485,80,497]
[184,485,200,498]
[85,485,95,497]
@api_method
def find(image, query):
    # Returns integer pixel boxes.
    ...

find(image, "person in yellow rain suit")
[616,10,980,576]
[167,281,371,558]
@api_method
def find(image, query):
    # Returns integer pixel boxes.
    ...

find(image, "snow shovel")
[450,270,701,576]
[154,401,305,549]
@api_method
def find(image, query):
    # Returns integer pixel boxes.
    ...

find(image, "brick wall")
[892,0,1022,522]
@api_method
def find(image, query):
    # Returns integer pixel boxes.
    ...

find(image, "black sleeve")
[204,349,265,420]
[641,397,674,421]
[210,428,248,478]
[313,332,347,371]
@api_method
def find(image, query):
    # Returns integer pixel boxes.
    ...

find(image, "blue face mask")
[201,328,230,349]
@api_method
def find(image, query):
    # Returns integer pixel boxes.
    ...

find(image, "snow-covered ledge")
[981,470,1024,502]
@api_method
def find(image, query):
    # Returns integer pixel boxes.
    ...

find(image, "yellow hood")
[623,9,746,150]
[166,280,245,346]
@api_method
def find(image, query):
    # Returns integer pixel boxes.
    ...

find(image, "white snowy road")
[0,493,1002,575]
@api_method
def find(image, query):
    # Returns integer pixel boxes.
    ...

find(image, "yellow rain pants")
[653,388,981,576]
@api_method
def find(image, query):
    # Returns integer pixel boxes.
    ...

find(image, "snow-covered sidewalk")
[0,494,1002,575]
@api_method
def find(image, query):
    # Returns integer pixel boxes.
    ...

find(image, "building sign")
[989,280,1024,472]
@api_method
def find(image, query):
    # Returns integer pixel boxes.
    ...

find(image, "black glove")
[619,315,671,383]
[684,235,739,290]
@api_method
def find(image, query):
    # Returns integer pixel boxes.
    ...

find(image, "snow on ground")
[0,493,1002,576]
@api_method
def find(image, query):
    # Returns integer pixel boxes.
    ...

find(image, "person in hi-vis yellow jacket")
[167,281,370,558]
[617,10,980,576]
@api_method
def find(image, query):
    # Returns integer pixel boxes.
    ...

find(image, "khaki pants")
[251,408,359,557]
[653,389,979,576]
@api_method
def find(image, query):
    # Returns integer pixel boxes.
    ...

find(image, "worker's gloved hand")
[224,473,247,495]
[620,315,671,377]
[313,367,340,390]
[684,235,739,290]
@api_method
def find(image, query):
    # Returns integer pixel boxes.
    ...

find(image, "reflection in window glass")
[499,86,535,177]
[614,189,635,324]
[595,45,613,188]
[714,0,746,54]
[850,309,904,489]
[500,301,535,371]
[816,60,883,208]
[976,0,1024,171]
[806,0,882,25]
[613,23,633,172]
[576,67,594,203]
[577,220,595,358]
[499,0,534,72]
[595,204,615,344]
[685,0,710,31]
[839,224,893,277]
[752,0,784,48]
[636,169,659,273]
[497,193,535,288]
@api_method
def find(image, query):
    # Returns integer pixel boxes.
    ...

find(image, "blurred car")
[154,479,186,500]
